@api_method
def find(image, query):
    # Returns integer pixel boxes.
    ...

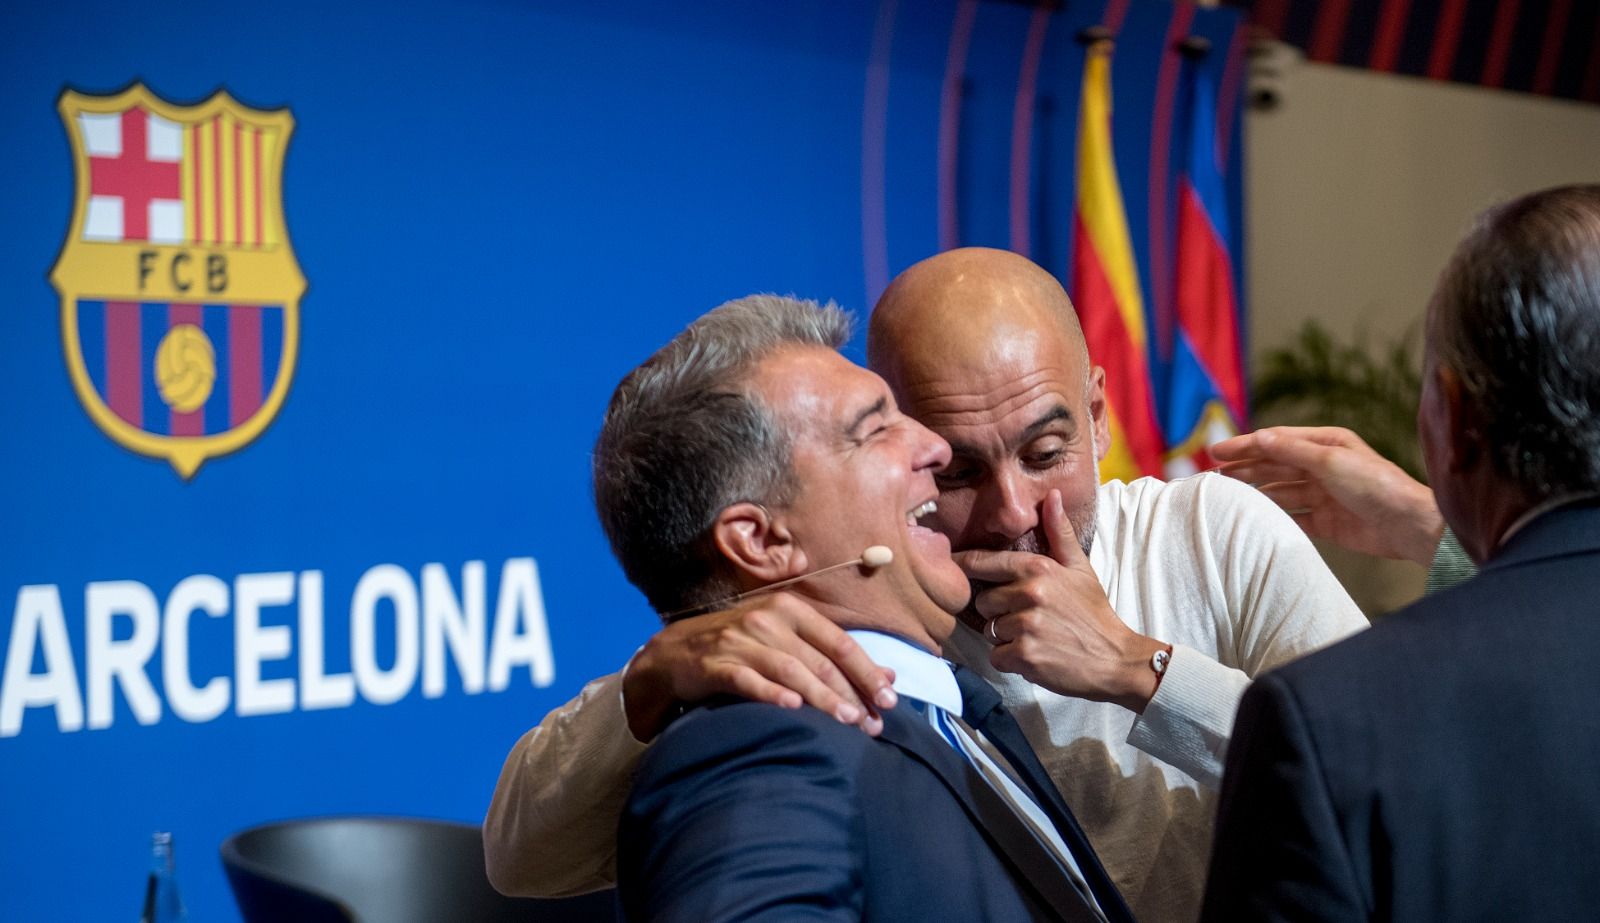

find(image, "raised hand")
[954,489,1167,713]
[1212,426,1443,566]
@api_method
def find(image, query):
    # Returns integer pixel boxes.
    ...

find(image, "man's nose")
[980,469,1040,543]
[911,422,953,473]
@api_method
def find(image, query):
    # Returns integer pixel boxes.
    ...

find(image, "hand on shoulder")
[622,591,899,741]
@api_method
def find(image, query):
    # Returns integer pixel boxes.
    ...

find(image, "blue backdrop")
[0,1,1242,918]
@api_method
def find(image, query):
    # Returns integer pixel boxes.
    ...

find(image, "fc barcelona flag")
[49,84,303,478]
[1160,61,1247,477]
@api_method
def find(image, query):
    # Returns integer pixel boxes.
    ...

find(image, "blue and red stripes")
[77,300,282,436]
[1229,0,1600,104]
[1147,0,1197,362]
[937,0,978,254]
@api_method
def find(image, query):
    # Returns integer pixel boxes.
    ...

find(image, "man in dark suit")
[1202,184,1600,922]
[592,294,1133,922]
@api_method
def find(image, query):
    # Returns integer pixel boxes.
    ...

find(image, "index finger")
[1211,426,1358,464]
[1041,488,1087,567]
[1207,431,1261,463]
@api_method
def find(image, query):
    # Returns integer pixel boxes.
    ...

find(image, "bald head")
[862,247,1109,558]
[867,247,1090,390]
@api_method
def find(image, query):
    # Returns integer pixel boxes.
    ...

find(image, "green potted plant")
[1250,320,1425,482]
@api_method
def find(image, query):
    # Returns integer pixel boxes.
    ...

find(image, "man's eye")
[855,423,889,445]
[1024,449,1064,468]
[935,465,977,487]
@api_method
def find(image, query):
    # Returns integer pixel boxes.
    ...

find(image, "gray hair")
[1433,184,1600,499]
[593,294,853,616]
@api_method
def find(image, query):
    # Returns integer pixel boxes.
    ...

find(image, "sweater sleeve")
[483,669,648,897]
[1425,526,1477,595]
[1125,643,1250,788]
[1125,474,1368,789]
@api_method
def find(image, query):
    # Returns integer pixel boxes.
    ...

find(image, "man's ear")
[1087,366,1112,462]
[712,502,808,585]
[1436,364,1483,474]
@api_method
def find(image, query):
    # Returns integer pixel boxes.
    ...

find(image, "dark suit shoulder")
[620,700,875,922]
[1267,546,1600,709]
[1220,546,1600,921]
[1253,567,1548,790]
[641,698,875,780]
[623,698,1081,922]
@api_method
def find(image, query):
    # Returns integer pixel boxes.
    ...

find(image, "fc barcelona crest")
[49,84,303,479]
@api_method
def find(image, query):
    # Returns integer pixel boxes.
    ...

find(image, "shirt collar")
[847,630,963,715]
[1496,490,1600,552]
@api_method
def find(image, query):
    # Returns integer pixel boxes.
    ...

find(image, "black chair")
[220,816,617,923]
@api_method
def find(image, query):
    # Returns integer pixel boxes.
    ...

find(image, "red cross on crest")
[85,108,184,242]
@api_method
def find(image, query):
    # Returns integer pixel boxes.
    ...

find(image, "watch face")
[1152,650,1171,674]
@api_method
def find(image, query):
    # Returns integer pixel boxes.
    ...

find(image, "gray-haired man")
[488,251,1366,923]
[1203,185,1600,921]
[586,294,1130,922]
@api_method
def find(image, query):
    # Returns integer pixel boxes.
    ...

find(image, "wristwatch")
[1150,645,1172,683]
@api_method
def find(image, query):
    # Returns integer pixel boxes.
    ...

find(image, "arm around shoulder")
[484,669,648,897]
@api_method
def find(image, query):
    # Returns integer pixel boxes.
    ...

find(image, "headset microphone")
[664,545,894,621]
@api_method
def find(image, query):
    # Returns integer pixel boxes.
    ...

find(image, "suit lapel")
[877,706,1103,923]
[952,669,1135,923]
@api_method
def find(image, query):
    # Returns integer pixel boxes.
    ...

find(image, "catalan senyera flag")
[1070,44,1163,483]
[1161,63,1247,478]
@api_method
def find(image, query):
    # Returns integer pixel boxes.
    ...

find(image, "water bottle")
[138,831,189,923]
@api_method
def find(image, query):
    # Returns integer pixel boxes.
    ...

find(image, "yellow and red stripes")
[1070,46,1163,483]
[182,114,274,247]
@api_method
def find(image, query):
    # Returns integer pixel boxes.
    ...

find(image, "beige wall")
[1244,44,1600,614]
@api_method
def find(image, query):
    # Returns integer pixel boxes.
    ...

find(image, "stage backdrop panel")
[0,1,1242,918]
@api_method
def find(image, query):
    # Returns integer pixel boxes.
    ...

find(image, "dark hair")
[592,295,852,616]
[1434,184,1600,498]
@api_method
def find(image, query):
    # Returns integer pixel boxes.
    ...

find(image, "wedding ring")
[984,618,1000,643]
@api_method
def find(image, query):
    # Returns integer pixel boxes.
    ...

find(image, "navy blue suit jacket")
[618,690,1123,922]
[1202,501,1600,922]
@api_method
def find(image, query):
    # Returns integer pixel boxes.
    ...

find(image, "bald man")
[486,249,1366,923]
